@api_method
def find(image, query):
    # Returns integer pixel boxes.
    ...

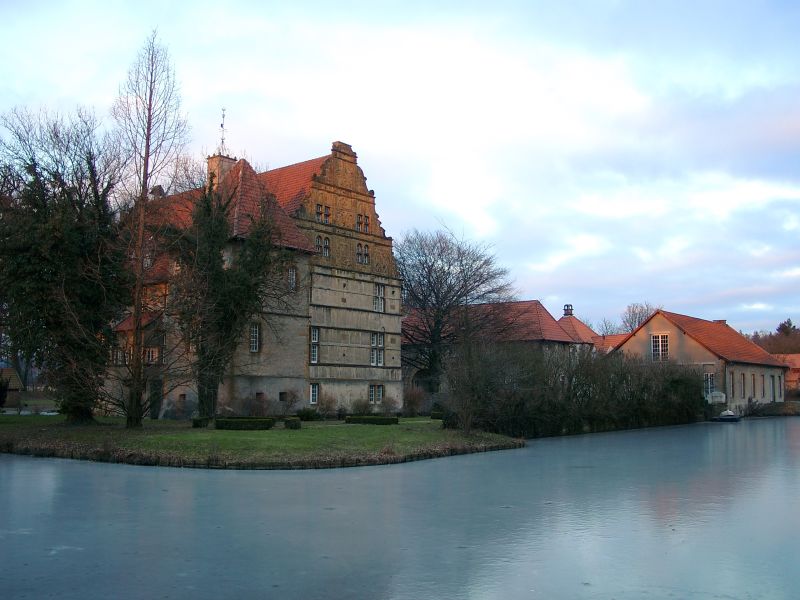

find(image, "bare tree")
[112,30,188,428]
[620,302,660,333]
[396,228,515,393]
[597,317,622,336]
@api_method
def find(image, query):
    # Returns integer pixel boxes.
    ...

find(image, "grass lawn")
[0,415,524,469]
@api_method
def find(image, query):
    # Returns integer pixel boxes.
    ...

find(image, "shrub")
[296,407,321,421]
[0,378,9,409]
[214,417,275,430]
[430,411,444,420]
[351,397,373,416]
[192,417,210,428]
[380,395,399,416]
[317,393,337,420]
[284,417,301,430]
[403,387,425,417]
[336,406,348,420]
[345,415,399,425]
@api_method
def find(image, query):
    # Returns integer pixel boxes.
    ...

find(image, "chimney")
[563,304,574,317]
[207,153,236,189]
[713,319,727,325]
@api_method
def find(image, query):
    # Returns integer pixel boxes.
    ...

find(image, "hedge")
[284,417,301,430]
[192,417,210,428]
[345,416,398,425]
[215,417,275,430]
[430,411,444,420]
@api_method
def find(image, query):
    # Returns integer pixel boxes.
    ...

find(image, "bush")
[345,415,399,425]
[296,407,321,421]
[351,398,373,416]
[0,378,9,409]
[380,395,399,416]
[336,406,348,420]
[317,393,337,420]
[192,417,210,428]
[403,387,425,417]
[430,411,444,420]
[214,417,275,430]
[284,417,301,430]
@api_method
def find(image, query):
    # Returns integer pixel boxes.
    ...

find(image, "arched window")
[363,244,370,265]
[356,244,363,264]
[315,236,322,253]
[323,237,330,257]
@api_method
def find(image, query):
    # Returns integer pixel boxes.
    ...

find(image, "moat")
[3,418,799,599]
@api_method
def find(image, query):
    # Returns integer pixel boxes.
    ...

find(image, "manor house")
[113,142,402,416]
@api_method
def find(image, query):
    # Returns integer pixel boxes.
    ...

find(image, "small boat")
[711,410,740,423]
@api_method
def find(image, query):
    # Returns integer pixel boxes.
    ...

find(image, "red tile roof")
[558,314,598,344]
[114,311,161,332]
[619,310,788,368]
[493,300,576,343]
[592,333,628,354]
[257,155,329,216]
[144,159,314,254]
[401,300,575,346]
[774,354,800,369]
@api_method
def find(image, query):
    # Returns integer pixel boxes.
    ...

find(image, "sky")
[2,0,799,334]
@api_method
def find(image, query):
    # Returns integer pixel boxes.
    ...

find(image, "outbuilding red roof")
[558,314,598,344]
[618,310,788,368]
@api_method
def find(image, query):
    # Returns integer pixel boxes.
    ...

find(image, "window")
[704,373,715,396]
[144,347,160,365]
[315,236,322,253]
[373,283,385,312]
[310,327,319,364]
[369,384,384,404]
[315,204,322,222]
[752,374,756,399]
[651,334,668,362]
[249,322,260,353]
[323,237,330,257]
[356,244,363,264]
[279,391,287,403]
[112,347,125,365]
[730,371,735,399]
[288,266,297,291]
[370,332,384,367]
[779,375,783,398]
[364,216,370,233]
[323,205,330,224]
[761,374,765,398]
[363,244,369,265]
[740,373,745,399]
[310,383,319,405]
[356,214,363,232]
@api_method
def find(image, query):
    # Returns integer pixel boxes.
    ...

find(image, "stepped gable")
[257,155,329,216]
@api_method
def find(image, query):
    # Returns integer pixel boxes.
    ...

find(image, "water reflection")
[2,419,799,599]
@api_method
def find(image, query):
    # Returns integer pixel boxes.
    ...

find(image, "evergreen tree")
[0,109,128,422]
[167,179,288,418]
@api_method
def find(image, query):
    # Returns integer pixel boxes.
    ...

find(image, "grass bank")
[0,415,524,469]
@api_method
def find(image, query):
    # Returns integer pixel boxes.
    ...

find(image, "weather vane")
[219,107,228,156]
